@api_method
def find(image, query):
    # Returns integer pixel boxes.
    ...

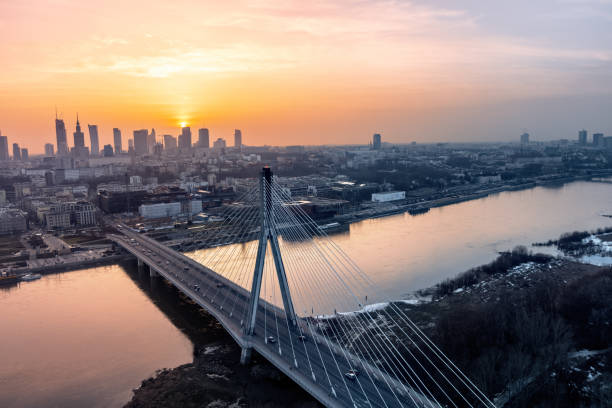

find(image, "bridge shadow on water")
[119,259,321,408]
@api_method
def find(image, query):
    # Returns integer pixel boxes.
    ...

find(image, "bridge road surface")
[111,227,426,408]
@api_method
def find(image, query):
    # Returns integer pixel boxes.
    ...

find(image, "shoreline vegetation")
[125,226,612,407]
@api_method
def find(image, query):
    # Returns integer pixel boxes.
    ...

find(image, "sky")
[1,0,612,153]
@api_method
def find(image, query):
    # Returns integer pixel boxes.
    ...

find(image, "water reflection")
[188,181,611,309]
[0,264,193,408]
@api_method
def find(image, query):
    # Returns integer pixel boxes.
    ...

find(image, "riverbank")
[336,173,608,225]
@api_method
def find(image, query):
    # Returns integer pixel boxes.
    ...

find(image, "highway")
[111,225,428,408]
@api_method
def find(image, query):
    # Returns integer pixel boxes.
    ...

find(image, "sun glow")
[179,121,188,128]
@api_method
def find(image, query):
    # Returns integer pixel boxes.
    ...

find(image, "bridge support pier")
[240,347,252,365]
[149,268,158,277]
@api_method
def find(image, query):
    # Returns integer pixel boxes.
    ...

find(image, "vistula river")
[0,180,610,407]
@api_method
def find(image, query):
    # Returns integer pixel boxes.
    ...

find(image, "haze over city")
[2,0,612,153]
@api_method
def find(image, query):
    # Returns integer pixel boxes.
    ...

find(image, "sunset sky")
[1,0,612,153]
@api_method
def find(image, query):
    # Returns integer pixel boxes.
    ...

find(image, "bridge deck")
[111,228,425,408]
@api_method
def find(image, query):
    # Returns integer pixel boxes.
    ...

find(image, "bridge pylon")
[242,167,297,363]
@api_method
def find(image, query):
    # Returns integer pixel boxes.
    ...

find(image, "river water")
[0,265,193,408]
[0,180,610,407]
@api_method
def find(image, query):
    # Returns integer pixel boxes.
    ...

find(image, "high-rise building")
[103,144,114,157]
[578,129,587,145]
[372,133,382,150]
[55,117,68,155]
[128,138,134,153]
[44,143,54,156]
[164,134,177,150]
[12,143,21,160]
[593,133,604,147]
[520,132,530,144]
[0,133,9,161]
[73,115,85,148]
[234,129,242,148]
[198,128,209,148]
[213,138,226,149]
[20,148,28,160]
[147,129,156,153]
[88,124,99,156]
[133,129,149,155]
[113,128,122,154]
[178,127,192,149]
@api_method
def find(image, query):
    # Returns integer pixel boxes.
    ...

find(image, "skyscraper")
[147,128,156,153]
[234,129,242,148]
[164,134,177,150]
[55,117,68,155]
[372,133,382,150]
[12,143,21,160]
[44,143,54,156]
[21,148,28,161]
[520,132,530,144]
[73,115,85,148]
[0,133,9,161]
[198,128,210,148]
[133,129,149,155]
[179,127,192,149]
[113,128,122,154]
[593,133,604,147]
[88,124,99,156]
[578,129,587,145]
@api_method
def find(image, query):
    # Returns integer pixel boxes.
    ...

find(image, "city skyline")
[2,0,612,152]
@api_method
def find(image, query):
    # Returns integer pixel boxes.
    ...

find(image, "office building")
[372,133,382,150]
[44,143,54,156]
[133,129,149,155]
[213,137,226,149]
[520,132,529,144]
[0,133,9,161]
[0,208,27,235]
[88,124,99,155]
[73,115,85,148]
[198,128,209,148]
[147,129,156,153]
[593,133,604,147]
[128,138,134,152]
[234,129,242,148]
[372,191,406,202]
[578,129,587,145]
[21,148,28,161]
[12,143,21,160]
[103,144,114,157]
[113,128,122,154]
[164,134,177,151]
[178,127,192,149]
[55,116,69,155]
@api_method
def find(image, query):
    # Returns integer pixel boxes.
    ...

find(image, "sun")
[179,121,188,128]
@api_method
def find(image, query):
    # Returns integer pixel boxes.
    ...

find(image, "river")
[0,180,610,407]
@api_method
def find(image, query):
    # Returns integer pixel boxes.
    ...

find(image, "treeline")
[436,246,552,296]
[432,267,612,407]
[533,226,612,250]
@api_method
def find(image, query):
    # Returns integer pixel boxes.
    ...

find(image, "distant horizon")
[2,1,612,153]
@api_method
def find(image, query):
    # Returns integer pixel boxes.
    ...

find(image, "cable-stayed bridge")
[111,167,495,408]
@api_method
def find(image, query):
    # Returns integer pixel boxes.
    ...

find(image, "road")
[111,225,428,408]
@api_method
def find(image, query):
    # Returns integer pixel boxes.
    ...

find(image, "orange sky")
[1,0,612,153]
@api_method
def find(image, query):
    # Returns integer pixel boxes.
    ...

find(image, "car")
[215,283,224,288]
[183,267,189,271]
[345,370,359,380]
[297,335,307,342]
[193,284,199,291]
[267,336,276,344]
